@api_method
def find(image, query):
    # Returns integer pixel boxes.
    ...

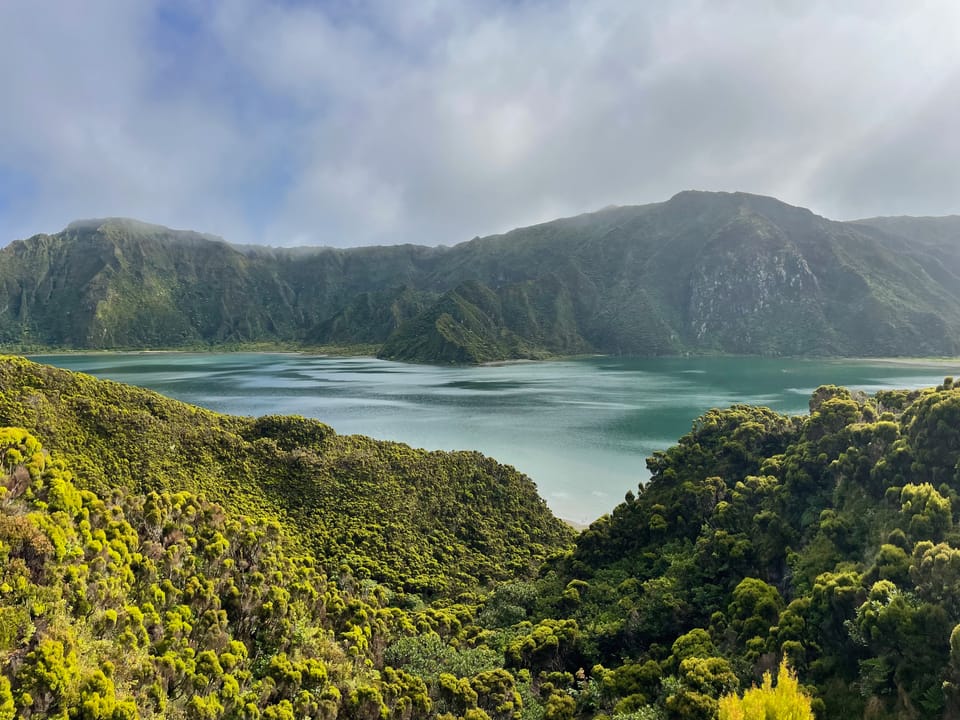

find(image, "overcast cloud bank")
[1,1,958,247]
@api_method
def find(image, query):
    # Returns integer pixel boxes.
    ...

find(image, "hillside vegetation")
[4,360,960,717]
[3,193,960,362]
[0,356,572,593]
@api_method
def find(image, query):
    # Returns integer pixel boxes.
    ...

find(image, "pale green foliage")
[718,660,814,720]
[899,483,952,541]
[0,676,13,720]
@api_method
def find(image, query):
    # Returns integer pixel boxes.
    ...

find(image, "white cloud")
[1,1,959,247]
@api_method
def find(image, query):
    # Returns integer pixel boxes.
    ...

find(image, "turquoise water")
[28,353,958,523]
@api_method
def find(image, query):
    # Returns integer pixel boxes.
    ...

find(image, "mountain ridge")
[3,191,960,362]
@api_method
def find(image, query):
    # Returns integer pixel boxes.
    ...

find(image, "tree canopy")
[5,358,960,718]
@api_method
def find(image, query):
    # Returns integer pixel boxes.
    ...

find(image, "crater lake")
[27,353,959,523]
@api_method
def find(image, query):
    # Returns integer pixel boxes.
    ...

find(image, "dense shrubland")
[4,358,960,718]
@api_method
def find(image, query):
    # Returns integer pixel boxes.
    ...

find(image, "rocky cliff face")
[687,213,825,354]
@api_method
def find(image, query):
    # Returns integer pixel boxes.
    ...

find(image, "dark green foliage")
[6,193,960,362]
[493,378,960,718]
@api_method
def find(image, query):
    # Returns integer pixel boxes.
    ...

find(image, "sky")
[1,1,959,248]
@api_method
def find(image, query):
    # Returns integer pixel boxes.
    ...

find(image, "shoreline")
[834,356,960,367]
[18,344,381,359]
[11,347,960,372]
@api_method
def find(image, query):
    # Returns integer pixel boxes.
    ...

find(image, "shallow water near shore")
[29,353,959,523]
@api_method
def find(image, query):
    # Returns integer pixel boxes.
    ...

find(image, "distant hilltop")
[2,191,960,362]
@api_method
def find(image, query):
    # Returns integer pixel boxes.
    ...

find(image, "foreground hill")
[3,192,960,361]
[0,356,572,592]
[4,367,960,717]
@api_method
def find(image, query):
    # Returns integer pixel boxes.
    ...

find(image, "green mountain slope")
[4,193,960,361]
[378,279,590,364]
[0,356,572,593]
[0,219,447,350]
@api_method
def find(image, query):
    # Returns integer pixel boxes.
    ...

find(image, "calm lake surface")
[28,353,959,523]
